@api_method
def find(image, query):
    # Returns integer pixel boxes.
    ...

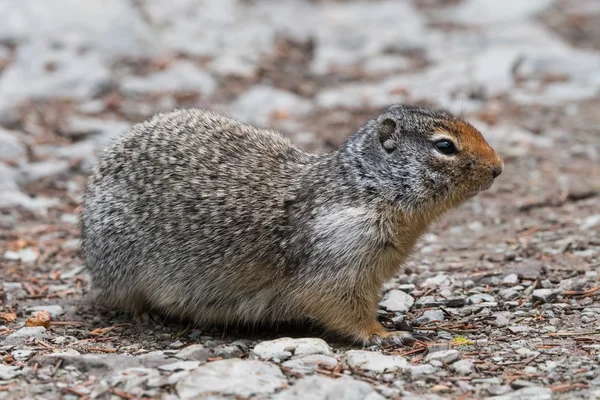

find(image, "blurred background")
[1,1,600,399]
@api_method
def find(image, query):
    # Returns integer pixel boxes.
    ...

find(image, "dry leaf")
[89,326,114,336]
[0,313,17,323]
[26,310,51,328]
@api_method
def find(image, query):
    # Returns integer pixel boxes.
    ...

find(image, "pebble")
[0,128,26,161]
[3,326,47,345]
[158,361,201,372]
[532,289,562,303]
[451,360,474,375]
[502,273,519,284]
[488,386,552,400]
[281,354,338,374]
[380,290,415,313]
[175,345,211,362]
[424,349,459,364]
[415,296,443,308]
[345,350,409,373]
[499,289,519,300]
[11,349,34,361]
[176,359,286,399]
[26,305,64,318]
[508,325,531,333]
[468,293,495,304]
[409,364,438,377]
[230,85,313,127]
[412,309,445,326]
[0,364,22,380]
[445,296,466,307]
[273,375,385,400]
[252,338,332,361]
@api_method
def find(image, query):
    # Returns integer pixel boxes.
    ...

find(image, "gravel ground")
[1,0,600,399]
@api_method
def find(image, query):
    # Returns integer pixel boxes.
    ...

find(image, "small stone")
[502,274,519,284]
[169,340,184,349]
[445,296,466,307]
[580,214,600,230]
[515,348,539,356]
[252,338,332,361]
[0,364,22,380]
[380,290,415,313]
[486,386,513,396]
[415,296,443,308]
[499,289,519,300]
[11,349,34,361]
[409,364,438,377]
[473,377,502,385]
[510,379,541,389]
[273,375,385,400]
[468,293,495,304]
[397,284,416,292]
[425,349,459,364]
[421,274,450,287]
[451,360,474,375]
[0,128,26,162]
[158,361,201,372]
[175,344,211,362]
[346,350,409,373]
[176,359,286,399]
[281,354,338,373]
[508,325,531,333]
[412,309,445,326]
[3,326,47,345]
[26,305,64,318]
[532,289,562,303]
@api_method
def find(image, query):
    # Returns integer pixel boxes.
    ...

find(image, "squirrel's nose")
[491,164,503,179]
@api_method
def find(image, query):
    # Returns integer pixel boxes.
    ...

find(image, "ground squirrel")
[82,104,503,345]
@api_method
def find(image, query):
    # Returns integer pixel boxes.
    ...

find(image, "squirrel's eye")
[435,140,457,155]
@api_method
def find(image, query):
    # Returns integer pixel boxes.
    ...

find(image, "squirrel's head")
[341,104,503,215]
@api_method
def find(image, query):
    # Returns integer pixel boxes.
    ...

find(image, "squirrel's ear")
[378,118,397,153]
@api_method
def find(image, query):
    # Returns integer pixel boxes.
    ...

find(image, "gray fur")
[82,105,501,343]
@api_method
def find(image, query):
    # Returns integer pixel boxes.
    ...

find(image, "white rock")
[0,364,22,380]
[27,305,64,318]
[447,0,555,24]
[11,349,34,361]
[21,160,70,182]
[252,337,332,361]
[3,247,38,263]
[158,361,201,372]
[421,274,451,287]
[424,349,460,364]
[380,290,415,313]
[502,274,519,285]
[176,359,286,399]
[0,191,60,212]
[409,364,438,377]
[230,85,313,127]
[581,215,600,231]
[121,61,217,96]
[451,360,474,375]
[0,40,110,109]
[0,129,26,162]
[346,350,409,373]
[3,326,47,346]
[274,375,385,400]
[0,163,19,191]
[487,386,552,400]
[281,354,338,373]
